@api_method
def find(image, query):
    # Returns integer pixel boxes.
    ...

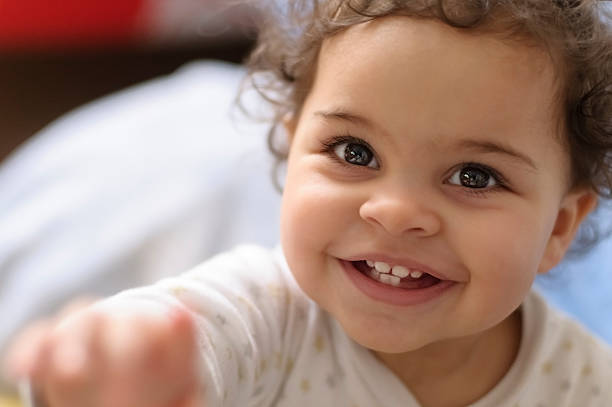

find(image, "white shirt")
[99,245,612,406]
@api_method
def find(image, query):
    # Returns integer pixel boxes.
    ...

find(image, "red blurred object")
[0,0,146,50]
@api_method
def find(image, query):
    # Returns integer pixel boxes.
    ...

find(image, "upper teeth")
[374,261,391,273]
[366,260,424,279]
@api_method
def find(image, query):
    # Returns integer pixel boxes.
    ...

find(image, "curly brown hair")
[241,0,612,253]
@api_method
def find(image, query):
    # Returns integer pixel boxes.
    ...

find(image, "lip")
[339,259,458,307]
[341,253,454,282]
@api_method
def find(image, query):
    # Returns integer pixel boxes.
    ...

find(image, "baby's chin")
[332,310,441,354]
[355,334,434,355]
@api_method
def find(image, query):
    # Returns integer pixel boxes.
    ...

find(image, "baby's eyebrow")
[314,109,376,130]
[454,139,538,171]
[314,108,392,142]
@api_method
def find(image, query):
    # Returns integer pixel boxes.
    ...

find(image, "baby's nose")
[358,188,442,237]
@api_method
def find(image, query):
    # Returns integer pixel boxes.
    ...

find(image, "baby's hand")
[4,299,201,407]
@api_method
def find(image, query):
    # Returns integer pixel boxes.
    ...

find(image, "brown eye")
[449,165,497,189]
[333,142,379,168]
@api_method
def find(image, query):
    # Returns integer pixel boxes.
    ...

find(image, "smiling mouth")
[352,260,442,289]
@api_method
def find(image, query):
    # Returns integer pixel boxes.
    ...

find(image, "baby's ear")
[283,113,298,144]
[538,188,598,274]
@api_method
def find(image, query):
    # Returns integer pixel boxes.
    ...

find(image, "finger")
[154,309,199,400]
[2,297,97,382]
[162,310,201,407]
[105,308,198,407]
[42,311,105,407]
[3,319,54,381]
[166,308,197,375]
[101,312,174,407]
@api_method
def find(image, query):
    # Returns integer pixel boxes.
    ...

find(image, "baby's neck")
[374,308,522,407]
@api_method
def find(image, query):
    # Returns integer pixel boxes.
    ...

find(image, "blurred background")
[0,1,274,405]
[0,0,257,163]
[0,2,611,406]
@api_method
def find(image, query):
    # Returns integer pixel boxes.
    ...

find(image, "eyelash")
[320,135,510,197]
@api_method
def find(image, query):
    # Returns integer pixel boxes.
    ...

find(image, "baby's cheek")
[487,231,541,286]
[280,178,351,302]
[486,234,541,308]
[281,175,347,245]
[452,218,541,320]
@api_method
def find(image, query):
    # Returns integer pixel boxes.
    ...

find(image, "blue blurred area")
[536,201,612,344]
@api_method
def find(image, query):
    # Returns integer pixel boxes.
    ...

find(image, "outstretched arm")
[4,298,201,407]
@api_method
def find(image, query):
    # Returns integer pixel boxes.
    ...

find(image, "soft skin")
[280,16,597,406]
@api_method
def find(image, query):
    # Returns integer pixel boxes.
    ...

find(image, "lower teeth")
[367,269,400,287]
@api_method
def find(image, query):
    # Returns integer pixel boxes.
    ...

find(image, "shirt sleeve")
[93,245,305,406]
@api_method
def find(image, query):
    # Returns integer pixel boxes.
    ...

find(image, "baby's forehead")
[308,16,568,160]
[319,16,558,98]
[323,16,554,74]
[323,17,562,110]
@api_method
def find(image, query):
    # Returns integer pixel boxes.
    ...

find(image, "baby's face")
[280,16,585,353]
